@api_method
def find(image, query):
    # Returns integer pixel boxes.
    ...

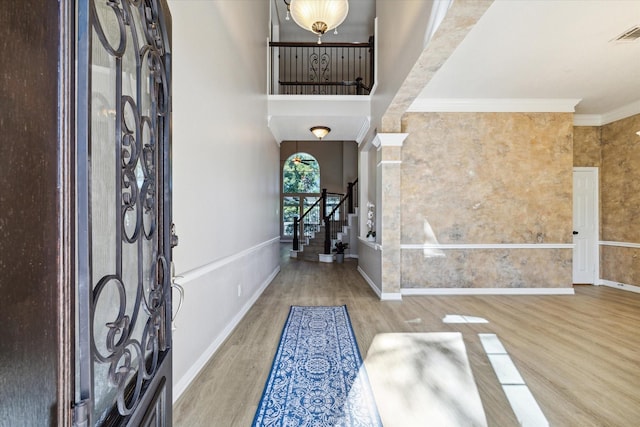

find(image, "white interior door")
[573,168,598,284]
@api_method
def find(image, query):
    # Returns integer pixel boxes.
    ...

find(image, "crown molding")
[574,100,640,126]
[572,114,603,126]
[355,116,371,144]
[373,133,409,147]
[407,98,581,113]
[267,115,283,145]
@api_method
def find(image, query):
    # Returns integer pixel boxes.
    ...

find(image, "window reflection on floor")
[442,314,489,324]
[479,333,549,427]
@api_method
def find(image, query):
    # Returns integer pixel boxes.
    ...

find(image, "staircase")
[290,179,359,263]
[291,211,359,262]
[295,227,328,262]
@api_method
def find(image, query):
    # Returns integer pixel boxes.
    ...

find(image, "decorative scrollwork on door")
[87,0,170,422]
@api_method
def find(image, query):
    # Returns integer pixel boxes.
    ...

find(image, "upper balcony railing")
[269,37,374,96]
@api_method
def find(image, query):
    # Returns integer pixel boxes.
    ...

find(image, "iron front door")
[75,0,173,425]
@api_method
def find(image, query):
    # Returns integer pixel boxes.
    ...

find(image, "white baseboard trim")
[381,292,403,301]
[599,279,640,294]
[172,265,281,403]
[357,266,381,298]
[401,287,575,296]
[357,266,402,301]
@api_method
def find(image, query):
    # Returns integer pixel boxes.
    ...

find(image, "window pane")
[303,197,320,238]
[283,196,299,236]
[283,152,320,193]
[327,195,341,218]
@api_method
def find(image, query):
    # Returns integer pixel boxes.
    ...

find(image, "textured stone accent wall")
[400,112,574,288]
[402,248,572,288]
[573,126,601,167]
[600,113,640,285]
[601,246,640,286]
[380,141,404,295]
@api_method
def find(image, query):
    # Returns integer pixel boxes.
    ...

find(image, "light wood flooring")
[173,245,640,426]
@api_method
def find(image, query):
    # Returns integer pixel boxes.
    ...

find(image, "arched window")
[283,152,320,193]
[282,153,320,238]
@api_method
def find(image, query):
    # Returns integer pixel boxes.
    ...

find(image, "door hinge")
[170,222,179,248]
[72,400,89,427]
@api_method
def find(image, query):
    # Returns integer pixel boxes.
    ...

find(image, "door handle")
[573,231,579,235]
[170,261,184,331]
[171,280,184,331]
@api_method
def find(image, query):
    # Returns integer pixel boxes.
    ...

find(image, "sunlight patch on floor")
[442,314,489,324]
[479,333,549,427]
[364,333,487,427]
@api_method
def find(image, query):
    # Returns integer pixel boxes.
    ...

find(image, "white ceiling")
[417,0,640,117]
[269,0,640,143]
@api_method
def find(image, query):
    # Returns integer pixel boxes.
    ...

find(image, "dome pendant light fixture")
[288,0,349,44]
[310,126,331,140]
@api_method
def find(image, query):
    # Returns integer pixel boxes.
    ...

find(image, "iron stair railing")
[323,179,358,254]
[292,179,358,255]
[292,196,322,251]
[270,38,374,95]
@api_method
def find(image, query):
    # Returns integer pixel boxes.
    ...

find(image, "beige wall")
[574,114,640,286]
[573,126,601,167]
[400,112,574,288]
[600,114,640,285]
[170,0,281,400]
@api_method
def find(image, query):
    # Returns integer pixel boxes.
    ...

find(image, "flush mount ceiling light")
[284,0,349,44]
[310,126,331,140]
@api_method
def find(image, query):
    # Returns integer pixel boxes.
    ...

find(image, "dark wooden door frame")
[0,0,74,425]
[0,0,173,424]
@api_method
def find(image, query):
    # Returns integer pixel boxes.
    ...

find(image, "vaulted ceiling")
[269,0,640,143]
[416,0,640,120]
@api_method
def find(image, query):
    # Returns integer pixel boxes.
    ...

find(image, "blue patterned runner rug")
[252,306,382,427]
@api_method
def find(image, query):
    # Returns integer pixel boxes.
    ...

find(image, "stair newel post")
[356,77,363,95]
[324,216,331,254]
[347,181,354,214]
[321,188,327,218]
[293,216,299,251]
